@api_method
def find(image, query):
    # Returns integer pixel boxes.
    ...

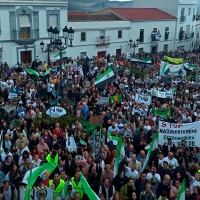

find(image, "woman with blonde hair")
[112,191,121,200]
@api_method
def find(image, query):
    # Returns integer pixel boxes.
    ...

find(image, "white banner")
[20,186,53,200]
[158,121,200,147]
[66,136,77,152]
[151,89,172,99]
[135,93,151,105]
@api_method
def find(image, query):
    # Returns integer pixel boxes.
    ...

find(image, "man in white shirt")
[99,178,115,200]
[125,163,138,180]
[188,171,200,193]
[163,152,178,169]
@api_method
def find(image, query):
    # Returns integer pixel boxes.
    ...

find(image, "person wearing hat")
[163,138,176,157]
[0,180,18,200]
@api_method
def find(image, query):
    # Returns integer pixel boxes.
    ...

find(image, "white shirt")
[190,177,200,193]
[125,167,138,180]
[47,83,54,93]
[18,155,33,166]
[146,172,161,183]
[144,125,151,131]
[1,152,13,162]
[99,185,115,200]
[163,156,178,169]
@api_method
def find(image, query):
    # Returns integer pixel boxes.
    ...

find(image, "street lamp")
[40,26,75,97]
[129,39,139,54]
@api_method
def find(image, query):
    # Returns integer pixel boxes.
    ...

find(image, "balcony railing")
[185,33,191,39]
[13,29,39,40]
[151,32,161,42]
[96,36,110,46]
[180,15,186,22]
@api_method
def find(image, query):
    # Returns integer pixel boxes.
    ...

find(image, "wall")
[130,20,176,52]
[67,20,131,58]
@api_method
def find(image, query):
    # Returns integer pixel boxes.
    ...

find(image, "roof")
[68,14,123,21]
[68,12,87,16]
[110,8,177,21]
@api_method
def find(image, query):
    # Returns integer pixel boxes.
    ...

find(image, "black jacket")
[156,182,170,199]
[135,178,148,197]
[64,158,76,178]
[163,143,176,157]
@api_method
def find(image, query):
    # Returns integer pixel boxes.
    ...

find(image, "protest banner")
[151,89,172,99]
[66,136,77,152]
[20,186,53,200]
[158,121,200,147]
[135,93,151,105]
[97,97,109,105]
[90,115,103,126]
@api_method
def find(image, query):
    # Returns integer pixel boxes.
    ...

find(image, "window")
[19,14,30,39]
[165,27,169,40]
[81,32,86,41]
[0,44,2,63]
[138,48,143,54]
[164,44,168,52]
[181,8,185,16]
[186,25,190,34]
[80,52,87,57]
[118,30,122,38]
[49,14,58,28]
[188,8,191,16]
[139,29,144,42]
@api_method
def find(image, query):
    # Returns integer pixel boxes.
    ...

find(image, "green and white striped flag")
[107,132,119,145]
[54,51,67,60]
[80,138,87,146]
[114,136,125,177]
[177,178,186,200]
[80,173,100,200]
[131,57,152,64]
[25,67,40,77]
[142,132,158,170]
[40,69,51,76]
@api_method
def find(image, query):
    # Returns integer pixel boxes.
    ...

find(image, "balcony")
[180,15,186,22]
[193,15,196,21]
[13,29,39,45]
[96,36,110,46]
[151,32,161,43]
[185,33,191,39]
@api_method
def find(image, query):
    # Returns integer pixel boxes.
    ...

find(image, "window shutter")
[19,15,30,28]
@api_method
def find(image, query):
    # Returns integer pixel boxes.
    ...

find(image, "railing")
[138,35,144,42]
[180,15,186,22]
[96,36,110,45]
[185,33,191,39]
[13,29,39,40]
[151,32,161,42]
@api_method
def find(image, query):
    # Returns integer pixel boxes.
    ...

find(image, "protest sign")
[66,136,77,152]
[135,93,151,105]
[97,97,109,105]
[90,115,103,126]
[20,186,53,200]
[151,89,172,99]
[158,121,200,147]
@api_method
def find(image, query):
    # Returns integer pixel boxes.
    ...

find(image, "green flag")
[114,136,125,177]
[110,95,122,101]
[80,138,87,146]
[142,132,158,170]
[177,178,186,200]
[107,132,119,143]
[25,67,40,77]
[24,169,32,200]
[152,109,171,117]
[80,173,100,200]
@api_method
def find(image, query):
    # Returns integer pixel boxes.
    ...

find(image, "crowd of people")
[0,50,200,200]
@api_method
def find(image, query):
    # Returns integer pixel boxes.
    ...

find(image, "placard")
[135,93,151,105]
[158,121,200,147]
[97,97,109,105]
[90,115,103,126]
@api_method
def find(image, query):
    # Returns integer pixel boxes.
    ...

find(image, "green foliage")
[33,114,81,129]
[124,63,147,79]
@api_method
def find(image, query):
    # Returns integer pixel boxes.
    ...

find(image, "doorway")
[116,49,121,56]
[97,51,106,58]
[151,46,157,53]
[20,51,32,64]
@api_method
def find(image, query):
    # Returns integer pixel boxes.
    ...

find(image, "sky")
[109,0,131,1]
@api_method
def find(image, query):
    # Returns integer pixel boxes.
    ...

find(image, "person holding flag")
[71,170,83,199]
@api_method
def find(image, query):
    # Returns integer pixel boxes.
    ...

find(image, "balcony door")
[19,15,31,39]
[97,51,106,58]
[20,51,32,64]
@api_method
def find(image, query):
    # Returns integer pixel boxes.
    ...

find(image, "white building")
[132,0,198,51]
[0,0,68,66]
[67,8,177,58]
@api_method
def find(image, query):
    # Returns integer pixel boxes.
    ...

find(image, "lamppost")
[40,26,74,97]
[129,39,139,54]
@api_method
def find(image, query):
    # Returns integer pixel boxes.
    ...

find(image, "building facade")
[132,0,198,51]
[0,0,68,66]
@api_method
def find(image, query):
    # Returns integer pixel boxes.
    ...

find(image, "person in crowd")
[0,180,18,200]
